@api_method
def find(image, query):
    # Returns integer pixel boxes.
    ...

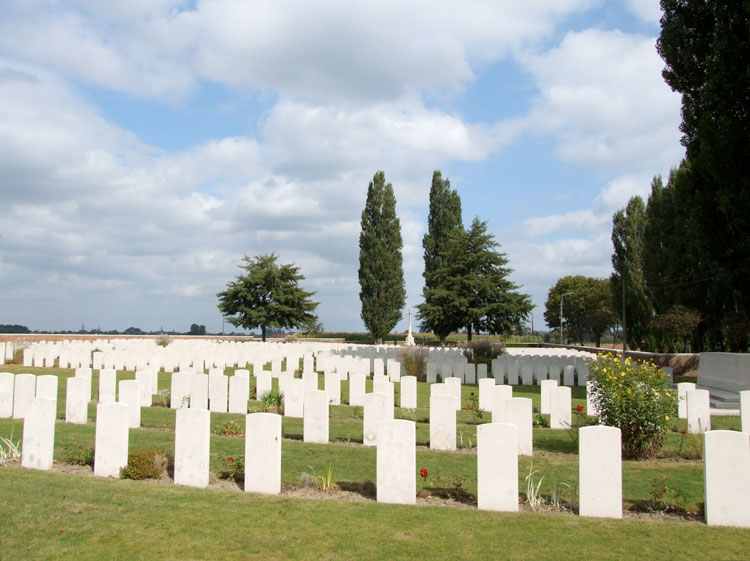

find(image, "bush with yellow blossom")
[587,353,677,459]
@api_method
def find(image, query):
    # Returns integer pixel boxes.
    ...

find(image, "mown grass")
[1,365,747,561]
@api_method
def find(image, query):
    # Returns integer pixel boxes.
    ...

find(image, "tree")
[358,171,406,344]
[651,305,701,353]
[421,217,531,344]
[657,1,750,348]
[611,196,653,350]
[217,253,319,342]
[544,276,614,347]
[418,170,463,342]
[189,323,206,336]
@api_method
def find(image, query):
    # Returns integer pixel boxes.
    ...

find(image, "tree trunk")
[375,336,383,345]
[467,325,473,342]
[439,335,447,347]
[261,325,267,342]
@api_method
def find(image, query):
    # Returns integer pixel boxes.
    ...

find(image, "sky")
[0,0,685,334]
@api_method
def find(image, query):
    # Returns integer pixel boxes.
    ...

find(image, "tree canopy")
[217,253,318,342]
[358,171,406,344]
[544,276,615,347]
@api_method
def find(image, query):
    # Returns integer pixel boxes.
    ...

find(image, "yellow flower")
[665,415,670,421]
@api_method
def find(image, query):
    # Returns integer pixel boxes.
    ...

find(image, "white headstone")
[373,376,394,406]
[65,376,89,424]
[228,375,250,414]
[0,372,14,417]
[477,423,518,512]
[586,381,600,416]
[208,374,229,413]
[741,390,750,434]
[464,363,476,384]
[400,376,417,409]
[303,390,329,444]
[13,374,36,418]
[704,430,750,528]
[324,371,341,405]
[302,370,318,394]
[540,379,558,415]
[190,373,209,410]
[507,360,519,385]
[245,413,282,495]
[134,371,152,407]
[445,377,462,411]
[118,379,142,428]
[21,397,56,470]
[348,372,366,407]
[170,372,191,409]
[94,402,129,478]
[521,362,534,385]
[282,377,304,418]
[505,397,533,456]
[478,378,495,411]
[174,408,211,488]
[256,370,272,397]
[579,425,622,519]
[364,392,393,447]
[429,395,456,451]
[677,382,696,419]
[550,385,572,429]
[36,375,58,401]
[387,360,401,383]
[376,419,416,505]
[687,389,711,433]
[563,364,576,386]
[99,369,117,403]
[491,385,513,423]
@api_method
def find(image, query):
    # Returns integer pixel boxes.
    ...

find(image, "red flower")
[681,430,687,435]
[420,468,428,479]
[227,457,234,462]
[575,406,584,413]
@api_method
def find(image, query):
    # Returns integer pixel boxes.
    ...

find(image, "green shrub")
[120,449,169,480]
[213,419,244,436]
[588,353,677,459]
[398,347,428,381]
[258,390,284,415]
[152,389,170,408]
[62,444,94,466]
[219,455,244,483]
[462,339,505,365]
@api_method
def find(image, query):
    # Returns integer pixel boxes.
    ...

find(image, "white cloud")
[625,0,662,25]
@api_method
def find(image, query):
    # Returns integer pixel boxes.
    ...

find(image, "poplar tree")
[358,171,406,344]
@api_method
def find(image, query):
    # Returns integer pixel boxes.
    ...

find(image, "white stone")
[208,374,228,413]
[170,372,191,409]
[190,373,209,410]
[533,360,548,383]
[741,390,750,434]
[540,379,558,415]
[477,363,488,380]
[75,367,93,400]
[228,375,250,414]
[429,395,456,451]
[99,369,117,403]
[464,364,476,384]
[364,392,393,447]
[13,374,36,418]
[281,377,304,418]
[548,361,562,384]
[118,379,142,428]
[376,420,415,505]
[387,360,401,383]
[21,397,56,470]
[373,358,384,378]
[245,413,282,495]
[174,408,211,488]
[36,375,58,401]
[255,370,272,397]
[704,430,750,528]
[303,390,329,444]
[521,362,534,385]
[65,376,89,424]
[324,371,340,405]
[563,364,576,386]
[345,371,363,407]
[134,371,153,406]
[94,402,129,478]
[507,360,520,385]
[579,425,622,519]
[400,376,417,409]
[373,376,394,406]
[234,369,250,378]
[477,423,518,512]
[302,370,318,394]
[550,385,572,429]
[478,378,495,411]
[687,389,711,433]
[445,376,462,411]
[505,397,533,456]
[425,363,437,384]
[677,382,696,419]
[491,385,513,423]
[0,372,14,417]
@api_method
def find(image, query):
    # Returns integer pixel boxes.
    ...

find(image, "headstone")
[521,362,534,385]
[677,382,696,419]
[548,361,562,384]
[477,423,518,512]
[550,385,572,429]
[373,358,384,378]
[387,360,401,383]
[579,425,622,519]
[586,381,600,416]
[507,360,520,385]
[563,364,576,386]
[75,367,93,401]
[491,385,513,423]
[13,374,36,418]
[174,408,210,488]
[478,378,495,411]
[741,390,750,434]
[36,375,58,401]
[208,374,228,413]
[540,379,558,415]
[282,378,303,418]
[118,379,142,428]
[505,397,533,456]
[464,364,476,384]
[170,372,191,409]
[99,369,117,403]
[429,395,456,451]
[245,413,282,495]
[376,420,415,505]
[349,372,366,407]
[0,372,14,417]
[256,370,272,397]
[324,371,340,405]
[426,363,437,384]
[303,390,329,444]
[364,392,393,447]
[577,361,589,386]
[477,363,488,380]
[687,389,711,433]
[228,375,250,414]
[94,402,129,478]
[445,377,462,411]
[134,371,153,406]
[400,376,417,409]
[534,360,548,383]
[302,370,318,394]
[373,376,394,406]
[703,430,750,527]
[65,376,89,424]
[190,373,209,410]
[21,397,56,470]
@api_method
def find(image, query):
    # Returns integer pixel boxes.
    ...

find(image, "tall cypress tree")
[358,171,406,344]
[417,171,463,344]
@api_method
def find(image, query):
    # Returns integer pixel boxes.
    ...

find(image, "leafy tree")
[657,1,750,348]
[189,324,206,336]
[217,253,318,342]
[358,171,406,344]
[584,278,616,348]
[651,305,702,353]
[418,170,463,341]
[611,196,653,350]
[545,276,614,347]
[123,327,144,335]
[422,218,531,344]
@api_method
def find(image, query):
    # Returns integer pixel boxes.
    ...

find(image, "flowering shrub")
[587,353,676,459]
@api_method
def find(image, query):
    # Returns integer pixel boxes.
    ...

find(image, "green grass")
[1,365,747,560]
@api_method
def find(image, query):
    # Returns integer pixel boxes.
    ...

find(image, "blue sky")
[0,0,684,334]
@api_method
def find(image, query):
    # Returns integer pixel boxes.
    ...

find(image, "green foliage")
[648,475,687,514]
[61,444,94,466]
[217,253,319,342]
[545,276,615,346]
[463,392,482,423]
[155,334,171,347]
[120,449,169,480]
[462,338,504,365]
[651,305,702,353]
[219,455,244,483]
[258,390,284,415]
[189,323,206,335]
[397,347,428,381]
[213,419,244,437]
[588,354,677,459]
[358,170,406,343]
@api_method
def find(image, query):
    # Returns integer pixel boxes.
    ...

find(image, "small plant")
[308,463,336,491]
[533,414,549,428]
[62,444,94,466]
[0,432,22,465]
[550,482,572,511]
[155,335,171,347]
[464,391,483,423]
[152,389,170,408]
[525,463,546,511]
[462,339,505,365]
[648,475,686,513]
[398,347,428,381]
[457,431,476,449]
[677,429,703,460]
[566,405,597,445]
[213,419,244,437]
[419,468,428,483]
[298,471,318,488]
[120,449,169,480]
[259,390,284,415]
[219,456,244,483]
